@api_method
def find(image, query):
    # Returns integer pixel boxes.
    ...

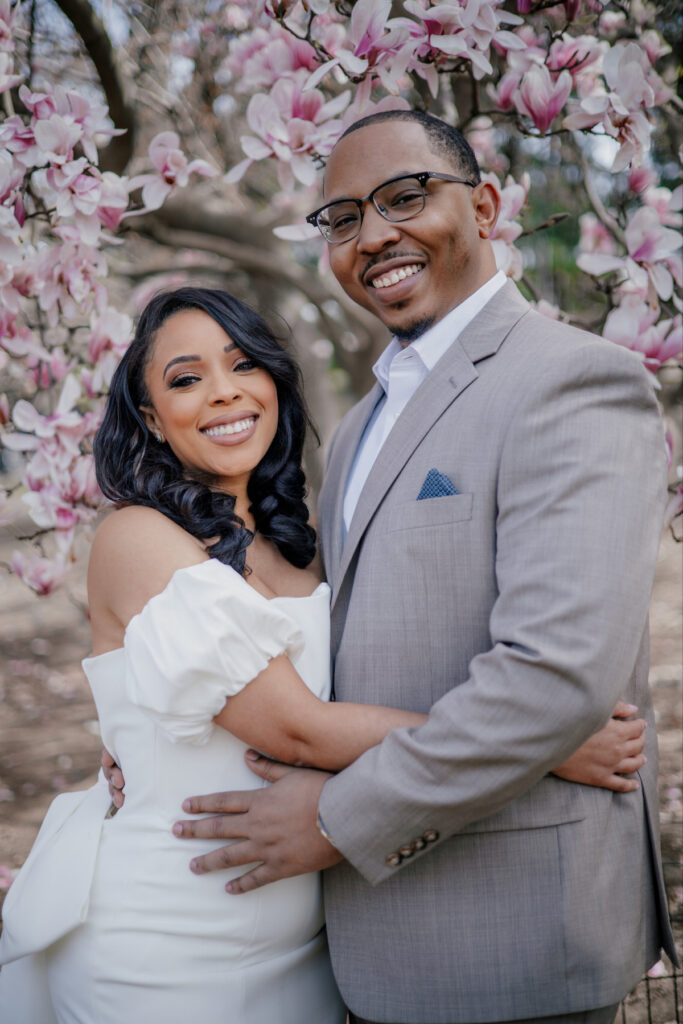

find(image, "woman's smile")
[140,308,279,510]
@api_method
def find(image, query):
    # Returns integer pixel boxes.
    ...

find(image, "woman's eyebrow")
[162,354,200,379]
[162,344,238,379]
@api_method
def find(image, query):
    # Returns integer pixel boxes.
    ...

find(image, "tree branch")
[51,0,136,173]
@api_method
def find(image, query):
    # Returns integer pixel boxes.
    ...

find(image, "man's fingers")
[615,754,646,774]
[173,812,249,840]
[188,839,260,875]
[226,864,277,895]
[244,751,296,783]
[608,774,640,793]
[181,791,253,816]
[611,701,639,719]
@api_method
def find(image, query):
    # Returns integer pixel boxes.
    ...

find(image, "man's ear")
[471,181,500,240]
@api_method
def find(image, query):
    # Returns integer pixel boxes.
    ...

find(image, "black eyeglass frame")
[306,171,478,243]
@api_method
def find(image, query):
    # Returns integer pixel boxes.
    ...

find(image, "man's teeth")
[371,264,422,290]
[203,417,255,437]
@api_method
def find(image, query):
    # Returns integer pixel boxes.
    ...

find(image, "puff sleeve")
[124,559,304,744]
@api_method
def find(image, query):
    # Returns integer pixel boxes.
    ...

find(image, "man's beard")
[394,316,435,344]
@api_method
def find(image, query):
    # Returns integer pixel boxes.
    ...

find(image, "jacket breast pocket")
[387,492,473,532]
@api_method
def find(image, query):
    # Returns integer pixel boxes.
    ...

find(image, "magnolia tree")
[0,0,681,595]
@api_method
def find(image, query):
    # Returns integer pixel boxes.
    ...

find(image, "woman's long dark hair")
[94,287,317,572]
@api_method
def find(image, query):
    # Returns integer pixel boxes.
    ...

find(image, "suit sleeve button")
[398,845,414,858]
[423,829,440,843]
[411,837,426,851]
[385,852,402,867]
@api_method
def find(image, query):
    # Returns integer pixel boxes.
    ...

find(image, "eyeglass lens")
[319,176,427,243]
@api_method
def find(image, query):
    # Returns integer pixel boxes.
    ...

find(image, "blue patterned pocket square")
[417,469,459,500]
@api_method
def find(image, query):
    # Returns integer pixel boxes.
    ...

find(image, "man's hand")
[101,748,125,808]
[173,753,344,893]
[552,701,646,792]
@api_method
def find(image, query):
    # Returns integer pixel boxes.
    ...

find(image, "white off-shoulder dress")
[0,560,345,1024]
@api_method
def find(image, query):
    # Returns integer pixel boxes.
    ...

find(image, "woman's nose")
[209,373,242,405]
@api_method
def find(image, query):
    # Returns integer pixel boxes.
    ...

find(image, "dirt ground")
[0,525,681,1022]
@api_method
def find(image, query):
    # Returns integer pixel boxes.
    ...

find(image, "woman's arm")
[214,653,426,771]
[214,657,647,783]
[551,701,646,792]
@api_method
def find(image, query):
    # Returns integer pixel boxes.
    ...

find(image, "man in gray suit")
[175,111,677,1022]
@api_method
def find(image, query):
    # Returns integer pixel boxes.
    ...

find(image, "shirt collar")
[372,271,507,393]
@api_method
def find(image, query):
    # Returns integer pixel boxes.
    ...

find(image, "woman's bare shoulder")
[88,507,209,630]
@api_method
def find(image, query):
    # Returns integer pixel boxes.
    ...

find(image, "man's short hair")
[338,110,481,184]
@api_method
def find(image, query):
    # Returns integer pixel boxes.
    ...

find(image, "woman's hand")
[101,748,126,808]
[552,701,646,792]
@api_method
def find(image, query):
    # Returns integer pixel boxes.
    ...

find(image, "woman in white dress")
[0,288,648,1024]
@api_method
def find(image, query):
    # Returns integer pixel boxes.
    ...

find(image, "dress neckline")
[83,560,329,666]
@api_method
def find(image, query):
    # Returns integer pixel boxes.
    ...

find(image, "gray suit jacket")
[317,283,676,1023]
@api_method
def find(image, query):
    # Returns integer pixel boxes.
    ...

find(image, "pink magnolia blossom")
[6,374,84,458]
[227,27,318,93]
[33,236,107,326]
[578,206,682,304]
[515,64,573,134]
[22,484,80,531]
[0,864,15,891]
[547,34,603,85]
[129,132,217,211]
[403,0,524,82]
[642,185,682,229]
[533,299,561,319]
[627,165,657,194]
[32,114,83,166]
[578,212,616,256]
[304,0,417,93]
[0,52,22,95]
[487,69,521,111]
[563,41,670,170]
[602,299,682,375]
[485,171,529,278]
[9,550,69,595]
[96,172,132,231]
[230,80,350,187]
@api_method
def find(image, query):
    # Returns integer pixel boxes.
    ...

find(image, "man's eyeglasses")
[306,171,477,245]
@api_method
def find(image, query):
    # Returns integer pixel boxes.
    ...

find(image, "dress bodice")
[81,561,331,826]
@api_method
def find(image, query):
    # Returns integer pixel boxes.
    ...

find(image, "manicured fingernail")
[182,799,191,812]
[643,756,647,763]
[245,749,259,761]
[190,860,199,873]
[172,823,182,836]
[225,883,233,893]
[625,704,638,713]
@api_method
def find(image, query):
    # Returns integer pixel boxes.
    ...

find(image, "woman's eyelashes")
[167,359,257,389]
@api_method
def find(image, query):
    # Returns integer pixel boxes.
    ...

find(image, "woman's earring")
[153,431,165,443]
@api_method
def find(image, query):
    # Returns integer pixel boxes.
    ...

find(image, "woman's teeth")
[371,264,422,290]
[203,417,255,437]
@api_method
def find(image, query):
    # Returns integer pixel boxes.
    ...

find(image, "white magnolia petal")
[273,223,322,241]
[576,252,625,276]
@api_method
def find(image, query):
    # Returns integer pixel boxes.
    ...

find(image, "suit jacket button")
[423,829,440,843]
[411,837,426,851]
[385,852,402,867]
[398,845,414,858]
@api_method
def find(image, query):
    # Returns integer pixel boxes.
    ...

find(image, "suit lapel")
[319,382,383,587]
[331,282,530,612]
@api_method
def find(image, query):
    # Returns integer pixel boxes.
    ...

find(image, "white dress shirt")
[342,271,506,535]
